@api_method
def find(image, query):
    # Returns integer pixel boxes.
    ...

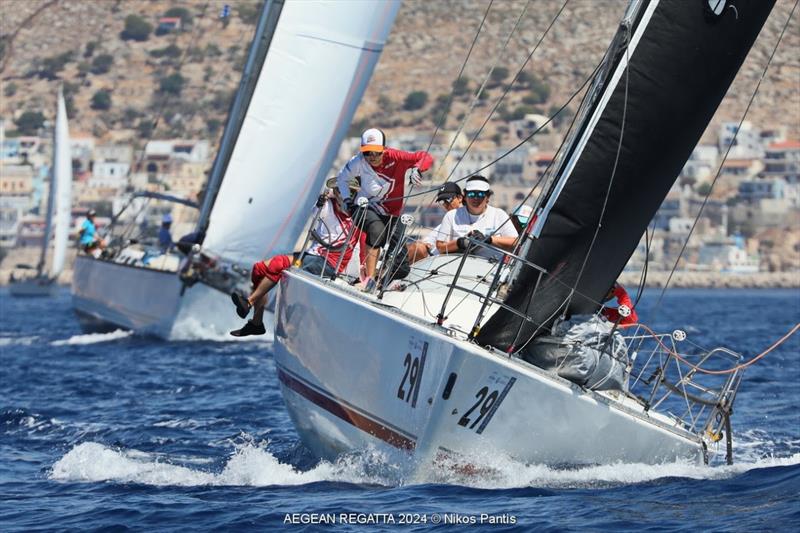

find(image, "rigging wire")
[445,0,570,183]
[429,0,530,177]
[561,22,631,313]
[650,0,798,316]
[422,0,494,156]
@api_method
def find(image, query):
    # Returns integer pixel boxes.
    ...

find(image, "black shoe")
[230,320,266,337]
[231,291,251,318]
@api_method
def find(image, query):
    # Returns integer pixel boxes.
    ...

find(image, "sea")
[1,287,798,531]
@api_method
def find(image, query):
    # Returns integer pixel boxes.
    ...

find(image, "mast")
[195,0,285,235]
[477,0,775,351]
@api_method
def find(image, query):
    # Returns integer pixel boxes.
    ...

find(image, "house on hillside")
[157,17,182,33]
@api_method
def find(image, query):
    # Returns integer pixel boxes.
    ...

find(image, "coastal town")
[1,117,798,286]
[1,0,797,287]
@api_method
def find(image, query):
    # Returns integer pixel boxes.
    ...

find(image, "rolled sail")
[477,0,775,350]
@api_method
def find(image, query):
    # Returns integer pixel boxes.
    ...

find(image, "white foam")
[49,441,370,487]
[49,442,800,489]
[51,330,132,346]
[0,336,38,346]
[169,316,275,342]
[425,450,800,489]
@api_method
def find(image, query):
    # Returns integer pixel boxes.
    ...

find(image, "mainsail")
[478,0,775,350]
[51,86,72,277]
[201,0,400,266]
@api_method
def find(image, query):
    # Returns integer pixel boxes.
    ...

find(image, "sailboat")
[272,0,775,470]
[70,0,400,338]
[10,87,72,298]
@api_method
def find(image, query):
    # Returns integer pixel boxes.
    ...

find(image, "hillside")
[1,0,798,149]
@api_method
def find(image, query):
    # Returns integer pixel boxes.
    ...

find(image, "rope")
[635,322,800,376]
[650,0,798,316]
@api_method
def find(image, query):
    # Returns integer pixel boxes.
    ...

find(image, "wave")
[169,316,275,342]
[0,335,39,347]
[49,441,377,487]
[51,330,132,346]
[49,440,800,490]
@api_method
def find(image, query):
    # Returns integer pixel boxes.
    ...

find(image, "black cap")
[87,209,97,217]
[435,182,462,202]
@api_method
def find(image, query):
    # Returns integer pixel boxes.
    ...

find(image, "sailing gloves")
[457,230,492,252]
[315,194,328,208]
[343,198,357,216]
[406,167,423,186]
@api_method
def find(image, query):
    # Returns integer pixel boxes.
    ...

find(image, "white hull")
[9,277,58,297]
[273,270,705,473]
[71,255,244,339]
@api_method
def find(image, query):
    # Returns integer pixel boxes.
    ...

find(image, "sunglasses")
[465,191,487,199]
[363,151,383,158]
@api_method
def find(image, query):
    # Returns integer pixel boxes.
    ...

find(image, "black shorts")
[356,208,396,248]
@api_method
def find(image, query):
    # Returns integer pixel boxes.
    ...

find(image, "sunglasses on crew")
[364,151,383,158]
[465,191,487,199]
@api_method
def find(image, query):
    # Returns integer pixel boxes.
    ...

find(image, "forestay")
[202,0,400,266]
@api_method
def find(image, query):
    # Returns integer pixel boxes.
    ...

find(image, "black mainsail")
[477,0,775,351]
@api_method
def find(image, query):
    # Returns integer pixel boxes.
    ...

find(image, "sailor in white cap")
[335,127,434,287]
[435,175,519,260]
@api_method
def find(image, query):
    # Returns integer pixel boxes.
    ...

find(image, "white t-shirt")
[436,205,518,259]
[420,223,446,256]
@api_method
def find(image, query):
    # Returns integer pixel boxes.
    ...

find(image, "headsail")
[201,0,400,266]
[51,86,73,278]
[477,0,775,350]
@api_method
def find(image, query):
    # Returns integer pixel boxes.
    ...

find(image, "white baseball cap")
[464,175,491,192]
[360,128,386,152]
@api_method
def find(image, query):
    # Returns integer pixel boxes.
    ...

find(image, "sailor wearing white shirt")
[436,175,519,260]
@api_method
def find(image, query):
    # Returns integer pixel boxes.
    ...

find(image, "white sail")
[202,0,400,265]
[51,87,73,277]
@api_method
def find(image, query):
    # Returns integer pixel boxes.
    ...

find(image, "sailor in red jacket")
[336,128,433,287]
[601,282,639,327]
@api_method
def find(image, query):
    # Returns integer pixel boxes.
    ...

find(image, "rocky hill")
[1,0,798,150]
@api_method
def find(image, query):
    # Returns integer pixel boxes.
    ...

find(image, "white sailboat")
[10,87,72,298]
[272,0,775,472]
[70,0,400,338]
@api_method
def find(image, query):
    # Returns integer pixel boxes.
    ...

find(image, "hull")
[9,277,58,297]
[273,271,705,473]
[71,255,243,339]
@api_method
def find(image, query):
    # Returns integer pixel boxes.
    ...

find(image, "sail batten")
[478,0,776,350]
[202,0,400,266]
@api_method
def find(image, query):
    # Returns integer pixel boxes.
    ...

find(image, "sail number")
[457,377,516,434]
[458,386,499,430]
[397,342,428,408]
[397,353,421,404]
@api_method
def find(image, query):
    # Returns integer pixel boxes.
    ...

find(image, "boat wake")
[0,335,39,347]
[169,316,275,342]
[51,330,132,346]
[49,441,379,487]
[49,440,800,489]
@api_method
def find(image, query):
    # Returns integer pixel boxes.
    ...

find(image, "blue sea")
[1,288,798,531]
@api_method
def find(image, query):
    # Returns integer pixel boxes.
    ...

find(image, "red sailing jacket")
[601,284,639,326]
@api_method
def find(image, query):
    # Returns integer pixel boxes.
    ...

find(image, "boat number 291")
[397,342,428,408]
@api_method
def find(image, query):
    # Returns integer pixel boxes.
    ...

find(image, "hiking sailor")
[335,128,433,288]
[229,178,365,337]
